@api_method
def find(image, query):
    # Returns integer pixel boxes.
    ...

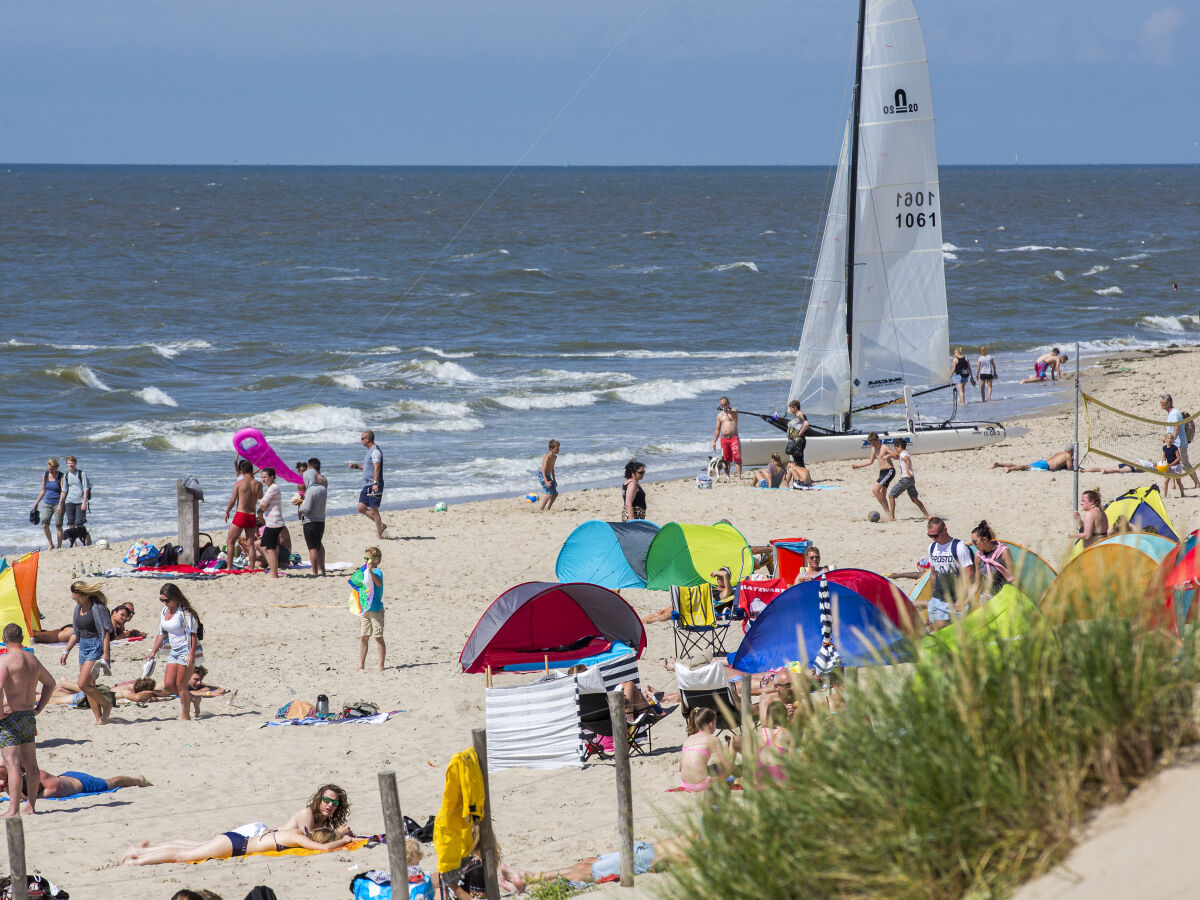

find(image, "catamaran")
[740,0,1005,467]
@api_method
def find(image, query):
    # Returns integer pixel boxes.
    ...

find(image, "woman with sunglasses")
[144,583,204,720]
[281,783,352,837]
[59,581,113,725]
[622,460,647,522]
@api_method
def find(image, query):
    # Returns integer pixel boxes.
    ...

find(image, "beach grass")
[669,594,1199,899]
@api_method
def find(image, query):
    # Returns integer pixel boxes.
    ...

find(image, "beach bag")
[1183,413,1196,443]
[135,546,161,568]
[0,874,69,899]
[156,544,181,567]
[342,700,380,719]
[29,507,40,525]
[198,533,219,564]
[351,870,434,900]
[696,474,712,489]
[124,540,154,566]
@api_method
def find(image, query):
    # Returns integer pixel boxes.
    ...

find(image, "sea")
[1,164,1197,555]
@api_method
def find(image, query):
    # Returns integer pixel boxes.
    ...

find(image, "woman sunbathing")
[33,601,143,644]
[280,783,352,837]
[121,825,350,865]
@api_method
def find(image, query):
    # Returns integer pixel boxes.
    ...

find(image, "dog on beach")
[707,456,731,483]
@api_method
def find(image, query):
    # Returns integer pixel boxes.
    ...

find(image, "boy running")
[851,432,897,517]
[885,438,930,522]
[539,440,560,512]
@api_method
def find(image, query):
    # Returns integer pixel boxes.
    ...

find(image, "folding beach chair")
[671,584,735,659]
[736,577,788,632]
[576,657,676,757]
[674,660,741,733]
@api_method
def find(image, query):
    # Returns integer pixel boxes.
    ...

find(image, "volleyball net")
[1081,392,1199,479]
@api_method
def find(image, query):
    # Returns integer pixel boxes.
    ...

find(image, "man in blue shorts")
[349,430,388,538]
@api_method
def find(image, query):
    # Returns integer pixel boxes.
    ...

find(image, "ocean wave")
[942,242,961,252]
[1093,286,1123,296]
[48,365,112,391]
[608,264,665,274]
[761,230,777,236]
[553,348,792,361]
[612,376,755,406]
[642,230,675,238]
[407,359,479,383]
[386,399,475,420]
[531,369,638,387]
[448,249,509,260]
[1082,265,1110,276]
[135,386,178,407]
[996,245,1095,253]
[1052,270,1065,281]
[321,274,387,282]
[416,346,475,359]
[943,251,959,262]
[712,261,760,273]
[151,339,213,359]
[391,417,482,434]
[1139,314,1198,334]
[496,390,600,411]
[645,440,712,456]
[1115,252,1149,261]
[330,374,366,390]
[2,339,33,347]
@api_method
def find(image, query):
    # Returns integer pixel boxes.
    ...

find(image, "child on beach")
[885,438,931,522]
[355,547,386,671]
[538,440,559,511]
[406,838,435,899]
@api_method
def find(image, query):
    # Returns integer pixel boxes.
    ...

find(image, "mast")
[842,0,867,433]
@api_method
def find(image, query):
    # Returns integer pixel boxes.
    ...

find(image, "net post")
[1074,342,1080,509]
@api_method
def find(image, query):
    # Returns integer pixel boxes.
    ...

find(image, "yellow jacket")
[434,746,486,873]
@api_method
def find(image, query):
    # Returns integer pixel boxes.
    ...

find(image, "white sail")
[788,121,851,417]
[790,0,947,419]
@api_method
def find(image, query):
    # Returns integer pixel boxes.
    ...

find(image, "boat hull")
[737,423,1007,467]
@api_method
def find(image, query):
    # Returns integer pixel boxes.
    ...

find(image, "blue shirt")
[362,566,384,612]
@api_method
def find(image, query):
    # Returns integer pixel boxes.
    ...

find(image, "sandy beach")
[12,345,1199,899]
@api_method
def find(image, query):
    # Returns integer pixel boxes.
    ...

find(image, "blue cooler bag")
[351,870,434,900]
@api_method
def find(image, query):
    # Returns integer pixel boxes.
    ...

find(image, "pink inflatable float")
[232,428,304,485]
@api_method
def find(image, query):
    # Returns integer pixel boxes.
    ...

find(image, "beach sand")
[15,346,1199,899]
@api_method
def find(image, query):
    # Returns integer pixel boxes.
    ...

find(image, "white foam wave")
[330,374,365,390]
[417,346,475,359]
[943,251,959,262]
[497,390,600,411]
[1093,286,1123,296]
[1139,315,1198,334]
[642,229,675,237]
[554,349,792,361]
[1115,252,1149,261]
[253,404,368,435]
[151,339,213,358]
[50,365,112,391]
[942,242,961,252]
[713,261,760,273]
[448,249,508,260]
[532,369,638,387]
[386,400,475,419]
[996,245,1095,253]
[645,440,712,456]
[612,376,754,406]
[135,386,178,407]
[322,275,386,282]
[1052,270,1065,281]
[1082,265,1110,276]
[391,417,482,434]
[409,360,479,383]
[2,339,33,347]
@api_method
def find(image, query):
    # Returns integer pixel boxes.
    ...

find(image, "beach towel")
[187,837,368,864]
[261,710,401,727]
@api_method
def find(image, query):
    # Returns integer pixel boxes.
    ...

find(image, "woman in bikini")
[1069,488,1108,548]
[677,708,733,792]
[280,784,352,837]
[120,825,350,865]
[755,701,794,786]
[752,453,788,489]
[970,520,1014,603]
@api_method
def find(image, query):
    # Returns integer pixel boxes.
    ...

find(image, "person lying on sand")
[34,602,143,644]
[991,446,1074,473]
[121,825,351,865]
[279,783,352,837]
[0,764,150,798]
[519,835,691,886]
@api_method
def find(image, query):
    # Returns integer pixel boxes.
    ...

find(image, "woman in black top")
[622,460,646,522]
[951,347,973,406]
[60,581,114,725]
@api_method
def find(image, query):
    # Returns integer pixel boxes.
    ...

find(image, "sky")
[1,0,1195,166]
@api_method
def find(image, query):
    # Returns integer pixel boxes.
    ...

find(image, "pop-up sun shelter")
[1044,531,1177,623]
[1070,485,1180,559]
[645,522,753,590]
[554,520,659,590]
[460,582,647,674]
[729,578,912,673]
[0,552,41,646]
[1148,529,1200,634]
[923,584,1042,651]
[823,568,921,635]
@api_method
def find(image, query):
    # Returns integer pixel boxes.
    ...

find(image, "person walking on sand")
[539,440,560,511]
[712,397,742,481]
[950,348,972,406]
[257,468,285,578]
[1161,394,1199,496]
[350,430,388,538]
[851,432,897,516]
[58,455,92,547]
[921,517,976,631]
[225,460,261,569]
[145,583,204,721]
[622,461,647,522]
[885,438,930,522]
[356,547,386,671]
[298,459,328,576]
[975,346,997,402]
[59,581,114,725]
[33,458,65,550]
[0,623,56,817]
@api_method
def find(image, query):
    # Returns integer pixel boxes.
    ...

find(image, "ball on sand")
[868,511,881,523]
[433,502,448,512]
[95,538,109,550]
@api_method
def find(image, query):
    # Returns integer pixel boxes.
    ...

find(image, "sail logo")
[867,376,903,386]
[883,89,918,115]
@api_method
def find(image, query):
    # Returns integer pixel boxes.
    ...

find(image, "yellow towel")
[188,838,368,864]
[434,747,485,874]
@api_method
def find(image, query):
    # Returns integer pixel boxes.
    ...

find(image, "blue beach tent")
[729,580,913,673]
[555,520,660,590]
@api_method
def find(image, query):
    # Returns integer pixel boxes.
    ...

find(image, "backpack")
[155,544,181,567]
[1183,412,1196,443]
[342,700,380,719]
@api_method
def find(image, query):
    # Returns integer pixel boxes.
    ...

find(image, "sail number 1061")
[895,191,935,229]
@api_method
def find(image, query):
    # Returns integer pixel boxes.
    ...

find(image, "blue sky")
[2,0,1195,165]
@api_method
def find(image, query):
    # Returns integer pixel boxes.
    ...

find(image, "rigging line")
[308,0,663,404]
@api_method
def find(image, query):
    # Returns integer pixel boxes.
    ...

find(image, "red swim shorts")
[232,510,256,530]
[720,435,742,465]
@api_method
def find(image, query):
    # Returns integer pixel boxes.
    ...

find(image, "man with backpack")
[1160,394,1199,497]
[57,455,92,547]
[920,517,975,632]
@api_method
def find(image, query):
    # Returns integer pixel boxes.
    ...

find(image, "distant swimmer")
[1022,349,1068,383]
[990,446,1074,473]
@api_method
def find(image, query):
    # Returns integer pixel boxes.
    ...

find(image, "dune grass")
[669,607,1199,900]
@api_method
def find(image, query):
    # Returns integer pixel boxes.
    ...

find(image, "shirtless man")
[712,396,742,481]
[851,432,898,516]
[1022,349,1069,383]
[0,624,56,816]
[991,445,1075,473]
[224,459,262,570]
[0,764,149,799]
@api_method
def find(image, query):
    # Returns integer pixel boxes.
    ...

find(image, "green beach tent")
[923,584,1041,652]
[644,521,753,590]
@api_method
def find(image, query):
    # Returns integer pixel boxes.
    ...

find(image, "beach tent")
[769,537,811,585]
[1004,542,1057,602]
[460,582,646,674]
[0,553,40,645]
[923,584,1041,652]
[729,579,912,673]
[824,568,921,635]
[1043,532,1177,623]
[554,520,659,590]
[1070,486,1180,558]
[1148,529,1200,634]
[645,522,753,590]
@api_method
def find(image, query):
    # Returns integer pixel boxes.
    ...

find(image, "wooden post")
[6,818,27,900]
[377,771,407,888]
[176,479,199,566]
[739,671,755,778]
[471,729,502,900]
[606,691,635,887]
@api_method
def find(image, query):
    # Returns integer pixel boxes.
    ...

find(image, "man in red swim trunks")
[224,459,262,571]
[712,396,742,481]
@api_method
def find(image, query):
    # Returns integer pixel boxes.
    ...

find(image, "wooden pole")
[606,691,635,887]
[471,729,502,900]
[176,479,200,565]
[6,818,27,900]
[377,771,407,888]
[739,669,756,781]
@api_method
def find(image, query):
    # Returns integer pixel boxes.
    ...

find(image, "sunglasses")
[319,796,340,806]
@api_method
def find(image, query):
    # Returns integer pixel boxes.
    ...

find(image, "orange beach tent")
[0,552,41,646]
